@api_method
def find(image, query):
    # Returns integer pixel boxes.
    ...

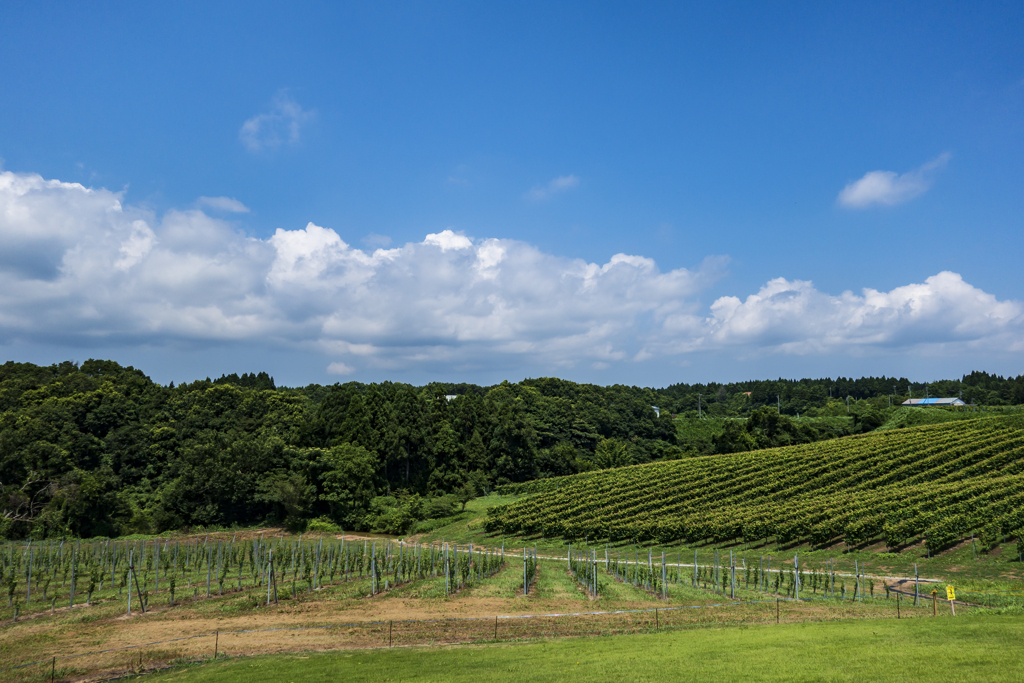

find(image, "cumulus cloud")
[0,170,723,371]
[198,196,250,213]
[239,91,315,152]
[642,272,1024,359]
[837,153,950,208]
[1,169,1020,376]
[525,174,580,201]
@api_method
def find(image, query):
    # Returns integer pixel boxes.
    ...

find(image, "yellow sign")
[946,585,956,601]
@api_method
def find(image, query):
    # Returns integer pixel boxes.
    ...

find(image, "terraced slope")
[486,415,1024,552]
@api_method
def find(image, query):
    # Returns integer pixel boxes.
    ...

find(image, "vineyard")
[486,415,1024,553]
[0,533,509,625]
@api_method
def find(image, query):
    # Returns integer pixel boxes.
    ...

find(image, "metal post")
[794,553,799,601]
[69,545,76,608]
[730,550,735,599]
[127,551,133,615]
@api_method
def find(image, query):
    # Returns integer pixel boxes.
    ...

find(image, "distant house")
[902,398,966,407]
[444,395,459,402]
[652,406,660,417]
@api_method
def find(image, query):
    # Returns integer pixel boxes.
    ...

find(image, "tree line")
[1,359,1020,540]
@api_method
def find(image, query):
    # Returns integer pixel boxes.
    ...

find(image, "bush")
[306,516,343,534]
[422,495,458,519]
[363,494,422,535]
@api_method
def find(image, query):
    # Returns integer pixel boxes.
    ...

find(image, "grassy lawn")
[149,614,1024,683]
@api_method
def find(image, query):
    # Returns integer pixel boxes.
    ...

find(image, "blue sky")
[1,1,1022,387]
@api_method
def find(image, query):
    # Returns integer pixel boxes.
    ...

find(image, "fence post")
[494,615,498,640]
[776,598,780,624]
[214,630,219,659]
[794,553,799,601]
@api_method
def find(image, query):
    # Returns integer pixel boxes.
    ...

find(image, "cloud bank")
[1,170,1020,376]
[838,153,950,208]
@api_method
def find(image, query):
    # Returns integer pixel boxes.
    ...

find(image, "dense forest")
[1,359,1021,541]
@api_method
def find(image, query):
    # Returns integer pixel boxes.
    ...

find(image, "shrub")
[306,516,343,534]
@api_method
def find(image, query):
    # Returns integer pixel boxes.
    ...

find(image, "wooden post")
[214,630,219,659]
[494,615,498,640]
[389,620,393,647]
[51,656,55,682]
[776,598,780,624]
[655,608,659,630]
[897,593,901,619]
[932,591,937,616]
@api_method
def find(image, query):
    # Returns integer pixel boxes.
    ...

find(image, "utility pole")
[697,393,702,418]
[777,395,781,414]
[846,396,850,413]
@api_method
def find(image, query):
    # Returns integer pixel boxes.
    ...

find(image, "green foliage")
[305,516,343,534]
[710,408,851,454]
[363,493,422,535]
[1,359,1021,540]
[876,406,991,431]
[317,443,378,528]
[487,415,1024,550]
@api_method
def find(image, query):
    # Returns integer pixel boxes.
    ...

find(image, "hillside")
[486,415,1024,552]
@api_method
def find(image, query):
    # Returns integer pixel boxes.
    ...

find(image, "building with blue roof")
[901,398,967,407]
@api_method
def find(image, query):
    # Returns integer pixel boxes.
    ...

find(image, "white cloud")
[1,168,1020,376]
[327,361,355,376]
[838,153,950,208]
[525,174,580,201]
[642,271,1024,358]
[198,196,250,213]
[239,91,315,152]
[423,229,473,251]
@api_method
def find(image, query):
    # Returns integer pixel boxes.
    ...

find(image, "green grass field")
[150,615,1024,683]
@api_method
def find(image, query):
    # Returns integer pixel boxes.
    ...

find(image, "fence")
[1,592,987,682]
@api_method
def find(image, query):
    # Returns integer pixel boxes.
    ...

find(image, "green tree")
[317,443,377,528]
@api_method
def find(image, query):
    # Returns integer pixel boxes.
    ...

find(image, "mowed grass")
[150,615,1024,683]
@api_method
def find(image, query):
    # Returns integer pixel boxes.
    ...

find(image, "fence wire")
[1,593,964,681]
